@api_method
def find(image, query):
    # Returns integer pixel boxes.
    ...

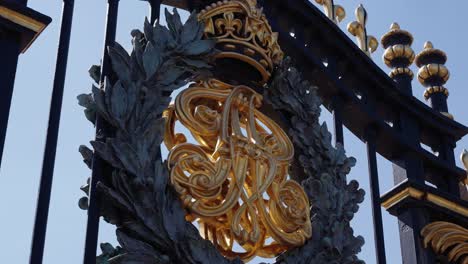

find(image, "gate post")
[415,42,460,195]
[0,0,50,169]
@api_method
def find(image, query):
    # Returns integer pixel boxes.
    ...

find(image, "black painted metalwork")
[0,28,21,170]
[259,1,468,262]
[332,96,344,146]
[29,1,74,263]
[148,0,162,23]
[365,127,387,264]
[1,0,467,263]
[83,1,119,263]
[0,0,51,170]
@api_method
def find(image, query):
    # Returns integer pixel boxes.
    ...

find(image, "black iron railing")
[0,0,466,263]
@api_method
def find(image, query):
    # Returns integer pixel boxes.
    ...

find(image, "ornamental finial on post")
[381,23,415,80]
[347,4,378,56]
[415,41,452,118]
[315,0,345,24]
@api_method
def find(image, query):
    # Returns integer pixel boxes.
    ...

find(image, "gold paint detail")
[423,86,449,100]
[418,64,450,86]
[441,112,454,120]
[461,150,468,185]
[0,6,47,53]
[164,79,312,261]
[314,0,346,24]
[381,187,424,209]
[427,194,468,217]
[347,4,378,56]
[381,187,468,218]
[415,41,447,67]
[381,23,415,78]
[381,22,414,47]
[416,41,451,105]
[389,67,413,80]
[198,0,283,84]
[383,44,415,67]
[421,221,468,263]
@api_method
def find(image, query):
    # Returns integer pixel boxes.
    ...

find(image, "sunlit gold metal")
[0,6,47,53]
[381,23,415,79]
[314,0,345,24]
[164,79,312,261]
[198,0,284,84]
[381,186,468,218]
[347,4,378,56]
[461,150,468,185]
[415,41,450,100]
[421,221,468,263]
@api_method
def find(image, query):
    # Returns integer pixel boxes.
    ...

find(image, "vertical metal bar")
[0,29,21,170]
[148,0,161,24]
[83,1,119,263]
[29,1,75,263]
[332,96,344,146]
[365,127,387,264]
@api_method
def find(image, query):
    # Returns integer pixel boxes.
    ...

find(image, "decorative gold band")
[417,63,450,86]
[423,86,449,100]
[389,67,413,79]
[0,6,47,52]
[383,44,415,67]
[381,187,468,218]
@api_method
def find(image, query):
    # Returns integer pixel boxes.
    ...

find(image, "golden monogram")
[163,0,311,261]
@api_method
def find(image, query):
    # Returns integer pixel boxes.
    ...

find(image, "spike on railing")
[347,4,378,56]
[314,0,345,24]
[415,41,452,119]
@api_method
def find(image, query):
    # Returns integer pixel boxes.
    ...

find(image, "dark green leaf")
[89,65,101,84]
[182,39,215,56]
[143,42,161,78]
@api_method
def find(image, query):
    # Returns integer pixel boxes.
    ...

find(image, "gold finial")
[347,4,378,56]
[390,22,400,30]
[424,41,433,49]
[415,41,450,102]
[315,0,346,24]
[381,22,415,79]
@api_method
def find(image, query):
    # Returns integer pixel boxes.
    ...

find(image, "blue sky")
[1,1,467,263]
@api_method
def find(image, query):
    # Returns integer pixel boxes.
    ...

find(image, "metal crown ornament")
[198,0,284,84]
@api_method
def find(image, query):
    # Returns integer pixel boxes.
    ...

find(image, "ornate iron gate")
[0,0,467,263]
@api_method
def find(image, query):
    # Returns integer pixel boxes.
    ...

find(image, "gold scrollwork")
[421,221,468,263]
[164,79,311,261]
